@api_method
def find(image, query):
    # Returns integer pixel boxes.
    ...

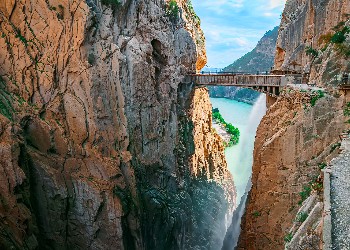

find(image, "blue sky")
[191,0,286,69]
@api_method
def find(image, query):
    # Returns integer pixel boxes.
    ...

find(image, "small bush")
[333,21,346,32]
[252,211,261,217]
[331,26,350,44]
[310,90,325,106]
[14,28,28,46]
[284,233,293,243]
[298,185,312,205]
[101,0,121,8]
[212,108,240,146]
[331,31,347,44]
[344,102,350,116]
[331,143,341,153]
[305,46,318,57]
[318,162,327,170]
[187,0,201,25]
[166,0,180,21]
[57,4,64,20]
[295,212,308,223]
[88,53,95,65]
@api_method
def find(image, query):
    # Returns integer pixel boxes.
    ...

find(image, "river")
[210,95,267,249]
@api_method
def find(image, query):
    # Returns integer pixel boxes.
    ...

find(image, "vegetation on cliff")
[344,102,350,123]
[166,0,180,21]
[309,21,350,60]
[212,108,240,146]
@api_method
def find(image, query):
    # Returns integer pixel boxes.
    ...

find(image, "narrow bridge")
[187,73,293,97]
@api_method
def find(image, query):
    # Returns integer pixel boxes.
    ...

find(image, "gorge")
[1,0,350,249]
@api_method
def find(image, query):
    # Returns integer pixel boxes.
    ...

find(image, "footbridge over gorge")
[187,73,303,96]
[185,73,306,107]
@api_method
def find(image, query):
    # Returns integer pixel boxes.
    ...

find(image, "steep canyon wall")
[0,0,234,249]
[239,0,350,249]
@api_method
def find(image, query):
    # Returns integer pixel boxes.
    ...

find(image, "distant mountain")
[209,26,279,104]
[223,26,279,73]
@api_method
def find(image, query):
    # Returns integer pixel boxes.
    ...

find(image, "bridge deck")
[189,74,285,87]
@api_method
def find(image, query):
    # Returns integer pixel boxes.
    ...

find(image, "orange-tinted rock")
[0,0,233,249]
[238,90,346,249]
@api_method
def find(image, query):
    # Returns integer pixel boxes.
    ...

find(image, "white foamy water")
[211,94,267,249]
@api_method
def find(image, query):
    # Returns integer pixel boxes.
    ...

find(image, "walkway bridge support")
[185,73,305,107]
[187,73,288,96]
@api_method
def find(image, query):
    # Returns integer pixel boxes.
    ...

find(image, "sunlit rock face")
[0,0,233,249]
[238,90,345,249]
[274,0,350,78]
[238,0,350,249]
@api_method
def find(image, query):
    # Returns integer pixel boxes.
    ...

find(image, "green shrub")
[166,0,180,21]
[333,21,346,32]
[187,0,200,25]
[14,28,28,46]
[331,27,350,44]
[252,211,261,217]
[212,108,240,146]
[331,143,341,153]
[331,31,347,44]
[298,185,312,205]
[318,162,327,170]
[284,233,293,243]
[88,53,95,65]
[295,212,308,223]
[345,102,350,123]
[305,46,318,57]
[310,90,325,106]
[101,0,121,8]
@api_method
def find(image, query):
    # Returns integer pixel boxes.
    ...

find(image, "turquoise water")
[210,96,266,204]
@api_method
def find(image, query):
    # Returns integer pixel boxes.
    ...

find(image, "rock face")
[237,1,350,249]
[209,27,279,104]
[274,0,350,75]
[238,89,346,249]
[0,0,234,249]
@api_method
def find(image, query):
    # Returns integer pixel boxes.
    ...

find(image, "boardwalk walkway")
[187,73,305,96]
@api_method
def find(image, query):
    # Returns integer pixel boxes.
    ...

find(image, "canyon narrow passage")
[210,95,267,248]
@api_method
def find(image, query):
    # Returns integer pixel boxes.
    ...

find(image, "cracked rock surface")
[0,0,234,249]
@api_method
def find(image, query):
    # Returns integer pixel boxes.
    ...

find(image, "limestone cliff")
[0,0,233,249]
[238,89,346,249]
[274,0,350,76]
[239,0,350,248]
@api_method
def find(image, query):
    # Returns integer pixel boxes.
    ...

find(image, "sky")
[191,0,287,69]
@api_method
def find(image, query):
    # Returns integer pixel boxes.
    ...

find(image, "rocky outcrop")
[238,89,347,249]
[188,87,235,206]
[0,0,233,249]
[237,1,350,248]
[274,0,350,76]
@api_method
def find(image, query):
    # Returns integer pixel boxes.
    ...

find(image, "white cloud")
[266,0,286,10]
[191,0,286,67]
[200,0,245,14]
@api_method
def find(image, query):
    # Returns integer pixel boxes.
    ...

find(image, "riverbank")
[212,120,232,145]
[212,108,240,147]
